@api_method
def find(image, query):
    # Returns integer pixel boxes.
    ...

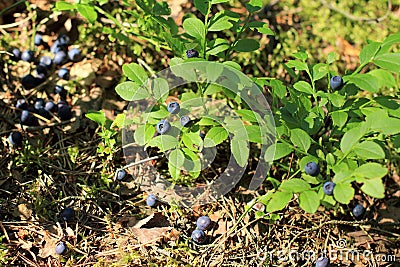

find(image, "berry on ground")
[61,207,75,221]
[191,229,206,244]
[196,216,211,230]
[55,242,66,255]
[146,194,157,207]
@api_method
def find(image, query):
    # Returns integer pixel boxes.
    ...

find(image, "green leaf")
[368,69,396,89]
[245,0,262,13]
[208,12,233,31]
[264,142,293,161]
[360,179,385,198]
[353,141,385,159]
[333,183,354,204]
[340,126,365,154]
[204,127,228,147]
[280,178,311,193]
[212,0,229,3]
[293,81,314,94]
[115,82,149,101]
[327,52,337,64]
[183,18,205,41]
[257,24,274,35]
[168,160,180,179]
[194,0,210,16]
[151,78,169,102]
[235,109,261,123]
[134,124,156,146]
[312,63,328,81]
[168,149,185,169]
[182,132,202,152]
[266,191,293,212]
[331,111,348,128]
[152,2,171,15]
[182,148,202,172]
[345,74,379,93]
[367,110,400,135]
[380,32,400,53]
[207,38,230,55]
[299,190,320,213]
[290,128,311,152]
[147,135,179,152]
[353,163,387,179]
[373,53,400,72]
[85,110,106,125]
[359,41,381,65]
[76,4,97,23]
[122,63,148,85]
[233,39,260,52]
[286,60,308,71]
[55,1,75,10]
[231,137,249,167]
[111,113,126,128]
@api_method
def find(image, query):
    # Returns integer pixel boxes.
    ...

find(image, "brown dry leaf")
[116,216,138,229]
[14,204,32,220]
[378,206,400,223]
[131,227,172,245]
[38,234,58,258]
[164,228,180,243]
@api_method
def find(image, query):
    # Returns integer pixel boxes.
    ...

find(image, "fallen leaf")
[133,212,170,229]
[131,227,172,245]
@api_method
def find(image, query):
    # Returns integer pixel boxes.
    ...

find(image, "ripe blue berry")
[323,181,335,195]
[304,162,320,177]
[186,49,199,58]
[61,207,75,221]
[45,101,56,112]
[167,102,180,114]
[330,76,343,90]
[16,99,28,110]
[55,242,66,255]
[352,204,365,218]
[196,216,211,230]
[58,68,70,80]
[180,115,191,127]
[68,48,81,62]
[34,34,43,46]
[191,229,206,244]
[21,110,37,126]
[315,256,329,267]
[22,74,41,89]
[156,119,171,134]
[34,98,45,110]
[39,56,53,69]
[35,65,48,79]
[9,132,23,146]
[53,51,68,65]
[50,40,64,54]
[58,34,70,46]
[11,48,20,60]
[57,105,72,121]
[114,169,127,181]
[21,50,35,62]
[54,85,64,95]
[146,194,157,207]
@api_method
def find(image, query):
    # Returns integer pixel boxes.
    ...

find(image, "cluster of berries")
[156,102,191,135]
[305,162,366,219]
[191,215,212,244]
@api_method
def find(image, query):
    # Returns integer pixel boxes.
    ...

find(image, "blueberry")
[58,34,70,46]
[34,98,45,110]
[35,64,48,79]
[58,105,72,121]
[58,68,69,80]
[21,110,37,126]
[199,132,205,139]
[16,99,28,110]
[304,162,320,177]
[61,207,74,221]
[34,34,43,46]
[196,216,211,230]
[68,48,81,62]
[114,169,127,181]
[45,101,56,112]
[146,194,157,207]
[50,40,64,54]
[315,256,329,267]
[180,115,191,127]
[156,119,171,134]
[53,51,68,65]
[55,242,66,255]
[54,85,64,95]
[57,100,68,108]
[8,132,23,146]
[330,76,343,90]
[352,204,365,218]
[21,50,35,62]
[167,102,180,114]
[323,181,335,195]
[21,74,41,89]
[11,48,20,60]
[39,56,53,69]
[186,49,199,58]
[191,229,206,244]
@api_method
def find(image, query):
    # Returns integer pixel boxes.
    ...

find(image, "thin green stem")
[224,14,251,61]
